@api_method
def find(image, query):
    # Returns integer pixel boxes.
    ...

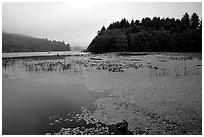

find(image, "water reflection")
[2,73,107,135]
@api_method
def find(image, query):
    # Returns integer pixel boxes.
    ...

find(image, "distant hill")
[86,12,202,53]
[2,32,71,53]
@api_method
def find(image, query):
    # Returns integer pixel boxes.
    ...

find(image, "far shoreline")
[2,51,202,60]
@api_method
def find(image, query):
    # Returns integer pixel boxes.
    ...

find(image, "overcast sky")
[2,2,202,48]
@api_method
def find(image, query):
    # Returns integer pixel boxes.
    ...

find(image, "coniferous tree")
[130,19,135,26]
[135,20,140,25]
[181,12,190,30]
[2,32,71,52]
[191,13,200,30]
[101,26,106,32]
[87,12,201,53]
[198,20,202,31]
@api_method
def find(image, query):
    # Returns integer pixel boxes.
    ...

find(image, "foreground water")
[2,55,133,135]
[2,52,202,135]
[3,75,109,135]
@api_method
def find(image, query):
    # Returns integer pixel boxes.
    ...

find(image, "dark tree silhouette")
[86,12,202,53]
[191,13,200,30]
[181,12,190,30]
[2,32,71,53]
[198,20,202,31]
[101,26,106,32]
[141,17,152,28]
[135,20,140,25]
[130,19,135,26]
[120,18,130,28]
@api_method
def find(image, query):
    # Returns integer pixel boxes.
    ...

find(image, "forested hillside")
[87,13,202,53]
[2,32,71,53]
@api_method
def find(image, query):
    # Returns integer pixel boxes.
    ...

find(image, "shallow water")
[2,51,89,58]
[2,74,107,135]
[2,52,202,135]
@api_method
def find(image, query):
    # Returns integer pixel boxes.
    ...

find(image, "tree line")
[2,32,71,53]
[86,12,202,53]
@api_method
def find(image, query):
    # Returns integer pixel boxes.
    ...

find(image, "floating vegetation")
[89,57,103,60]
[124,58,141,62]
[3,53,202,135]
[46,107,112,135]
[2,53,200,78]
[169,55,194,60]
[158,59,167,62]
[117,52,149,56]
[47,124,110,135]
[49,123,54,126]
[46,100,201,135]
[46,106,134,135]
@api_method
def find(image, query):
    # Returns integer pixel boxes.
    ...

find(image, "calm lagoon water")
[2,51,89,58]
[2,51,137,135]
[3,51,200,135]
[2,71,107,135]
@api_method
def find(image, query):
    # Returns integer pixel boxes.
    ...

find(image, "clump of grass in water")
[183,59,187,76]
[174,66,180,77]
[147,63,159,77]
[196,64,201,75]
[47,123,110,135]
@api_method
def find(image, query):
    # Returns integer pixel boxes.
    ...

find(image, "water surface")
[2,74,106,135]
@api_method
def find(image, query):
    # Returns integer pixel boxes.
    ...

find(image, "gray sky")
[2,2,202,48]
